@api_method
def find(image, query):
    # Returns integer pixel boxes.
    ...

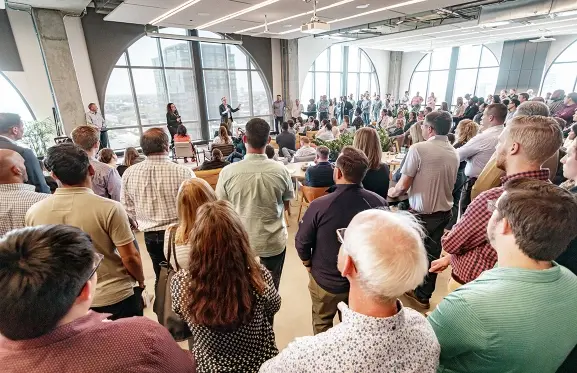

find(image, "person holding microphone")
[219,96,241,132]
[166,102,181,148]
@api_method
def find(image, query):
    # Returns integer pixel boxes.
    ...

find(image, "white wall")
[363,48,390,95]
[399,51,424,95]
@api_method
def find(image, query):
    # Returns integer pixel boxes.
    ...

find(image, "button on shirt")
[86,111,105,130]
[121,155,196,232]
[216,154,294,257]
[259,302,440,373]
[0,311,196,373]
[457,125,503,178]
[401,135,459,214]
[0,183,48,236]
[90,159,121,201]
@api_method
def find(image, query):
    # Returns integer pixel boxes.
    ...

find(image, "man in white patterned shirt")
[259,209,440,373]
[121,128,195,283]
[0,149,49,236]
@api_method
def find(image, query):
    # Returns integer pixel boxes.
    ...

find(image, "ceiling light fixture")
[283,24,293,28]
[479,21,510,28]
[237,0,354,33]
[150,0,203,25]
[197,12,209,16]
[356,4,370,9]
[146,31,243,45]
[327,0,427,24]
[197,0,279,29]
[0,0,5,10]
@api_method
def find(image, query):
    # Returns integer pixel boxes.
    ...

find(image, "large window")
[541,40,577,95]
[0,72,35,121]
[104,29,272,149]
[301,45,379,103]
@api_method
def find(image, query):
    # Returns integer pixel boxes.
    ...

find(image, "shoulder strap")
[168,226,183,271]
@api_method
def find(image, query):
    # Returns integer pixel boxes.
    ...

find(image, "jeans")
[362,112,370,124]
[274,116,283,133]
[91,287,144,320]
[144,230,167,285]
[413,210,452,301]
[260,248,286,291]
[459,177,477,216]
[319,112,328,121]
[226,151,244,163]
[308,274,348,335]
[99,130,109,150]
[281,148,296,159]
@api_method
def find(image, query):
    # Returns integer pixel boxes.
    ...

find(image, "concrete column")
[387,51,403,99]
[32,8,85,135]
[286,39,299,104]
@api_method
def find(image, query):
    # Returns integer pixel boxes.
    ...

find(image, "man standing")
[85,103,108,149]
[273,95,285,133]
[348,94,356,117]
[433,115,563,291]
[262,209,439,372]
[411,91,424,110]
[361,94,371,124]
[317,95,329,122]
[291,99,303,121]
[456,103,506,214]
[0,113,49,193]
[216,118,293,290]
[296,147,387,334]
[401,90,410,106]
[219,96,240,132]
[121,128,195,283]
[429,179,577,373]
[26,143,145,320]
[304,146,334,188]
[71,125,121,201]
[0,149,48,236]
[371,95,383,122]
[388,111,459,309]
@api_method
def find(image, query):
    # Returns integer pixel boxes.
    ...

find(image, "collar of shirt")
[338,300,405,332]
[54,187,94,195]
[144,154,170,163]
[244,153,268,161]
[0,311,109,351]
[500,169,550,185]
[0,183,36,192]
[0,135,16,144]
[480,262,561,284]
[427,135,449,142]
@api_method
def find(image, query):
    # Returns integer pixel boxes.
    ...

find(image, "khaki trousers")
[308,274,348,335]
[447,276,463,293]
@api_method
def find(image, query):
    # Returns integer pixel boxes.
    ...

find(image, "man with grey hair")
[262,209,439,372]
[514,100,550,118]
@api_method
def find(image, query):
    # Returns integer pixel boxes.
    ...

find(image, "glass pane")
[329,73,341,99]
[301,72,313,104]
[431,48,452,70]
[475,67,499,98]
[557,41,577,63]
[251,61,257,70]
[359,73,370,96]
[410,71,428,101]
[160,38,192,68]
[229,71,251,116]
[480,46,499,67]
[347,73,358,98]
[198,30,222,39]
[541,63,577,96]
[115,53,127,66]
[315,49,328,71]
[315,72,327,100]
[330,45,342,72]
[453,69,478,104]
[200,42,226,68]
[428,70,449,106]
[348,46,359,72]
[104,68,138,127]
[128,37,161,67]
[108,127,141,150]
[131,69,168,125]
[251,71,270,116]
[415,54,431,71]
[227,45,248,70]
[183,122,202,140]
[203,70,228,120]
[0,73,34,121]
[370,74,379,96]
[360,52,371,72]
[165,69,199,122]
[457,45,482,69]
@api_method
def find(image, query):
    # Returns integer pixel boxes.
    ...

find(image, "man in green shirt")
[429,178,577,373]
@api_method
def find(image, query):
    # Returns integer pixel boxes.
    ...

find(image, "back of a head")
[515,101,550,117]
[410,121,425,144]
[353,127,382,170]
[45,143,90,185]
[336,146,370,184]
[317,145,329,160]
[281,122,289,132]
[245,118,270,149]
[456,119,479,144]
[486,103,508,124]
[531,97,545,103]
[176,124,187,136]
[300,136,310,146]
[425,111,451,135]
[567,92,577,103]
[496,179,577,261]
[553,117,567,131]
[572,123,577,137]
[325,122,332,131]
[288,119,294,128]
[141,128,169,156]
[212,148,223,162]
[124,147,140,166]
[506,115,563,165]
[176,178,217,245]
[70,125,99,152]
[0,225,94,340]
[265,144,275,159]
[97,148,115,164]
[0,113,21,135]
[342,209,428,300]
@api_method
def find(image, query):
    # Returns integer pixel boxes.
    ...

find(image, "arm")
[109,204,144,284]
[261,265,281,317]
[117,241,145,285]
[215,171,228,200]
[294,204,318,265]
[146,321,197,372]
[388,147,418,197]
[388,174,414,197]
[120,174,136,221]
[457,135,481,162]
[106,168,122,202]
[23,149,50,194]
[86,113,93,125]
[166,113,179,126]
[230,105,240,113]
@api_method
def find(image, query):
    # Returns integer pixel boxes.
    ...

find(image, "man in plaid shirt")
[432,115,563,290]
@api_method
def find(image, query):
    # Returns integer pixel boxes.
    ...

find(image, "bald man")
[0,149,49,236]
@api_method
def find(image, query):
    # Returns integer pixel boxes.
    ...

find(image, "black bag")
[153,227,193,341]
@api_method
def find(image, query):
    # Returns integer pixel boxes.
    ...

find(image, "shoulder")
[476,186,504,202]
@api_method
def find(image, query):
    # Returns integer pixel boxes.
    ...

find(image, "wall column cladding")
[496,39,551,93]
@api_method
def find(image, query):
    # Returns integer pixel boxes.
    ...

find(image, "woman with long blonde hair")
[171,200,280,372]
[213,125,231,145]
[454,119,479,147]
[409,120,426,144]
[163,178,217,268]
[353,127,389,198]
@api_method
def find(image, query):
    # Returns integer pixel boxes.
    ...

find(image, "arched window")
[301,45,379,104]
[410,48,452,108]
[104,28,272,149]
[0,71,35,121]
[541,40,577,95]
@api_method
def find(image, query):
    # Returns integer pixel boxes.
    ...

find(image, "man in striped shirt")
[432,115,563,290]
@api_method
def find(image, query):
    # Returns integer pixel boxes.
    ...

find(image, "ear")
[88,164,95,177]
[242,134,247,144]
[501,216,512,235]
[341,255,357,278]
[267,136,271,144]
[510,142,520,155]
[76,276,94,304]
[10,165,21,176]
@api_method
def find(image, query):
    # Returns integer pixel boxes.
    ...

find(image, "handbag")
[153,226,193,341]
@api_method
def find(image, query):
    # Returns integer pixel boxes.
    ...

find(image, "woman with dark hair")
[352,107,364,130]
[116,147,143,177]
[174,124,196,163]
[171,200,280,372]
[166,103,181,147]
[492,95,501,104]
[97,148,117,167]
[353,127,389,199]
[439,102,449,112]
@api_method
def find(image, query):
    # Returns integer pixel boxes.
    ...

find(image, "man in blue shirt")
[304,146,334,188]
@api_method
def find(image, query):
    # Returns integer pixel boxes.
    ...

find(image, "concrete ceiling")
[8,0,91,12]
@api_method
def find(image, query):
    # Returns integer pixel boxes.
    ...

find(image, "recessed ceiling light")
[356,4,370,8]
[198,12,210,16]
[283,24,293,28]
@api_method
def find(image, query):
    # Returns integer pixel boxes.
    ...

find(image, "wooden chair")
[203,143,235,160]
[194,168,222,190]
[297,185,329,221]
[173,142,198,166]
[306,130,318,140]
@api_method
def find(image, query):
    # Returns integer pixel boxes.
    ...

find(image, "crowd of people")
[1,83,577,372]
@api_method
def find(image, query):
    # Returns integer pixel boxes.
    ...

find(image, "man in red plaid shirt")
[431,115,563,290]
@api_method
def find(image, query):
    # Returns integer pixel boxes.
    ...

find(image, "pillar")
[32,8,85,135]
[286,39,299,104]
[388,51,403,99]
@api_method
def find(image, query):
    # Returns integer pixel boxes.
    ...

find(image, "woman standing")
[291,99,303,122]
[427,92,437,108]
[328,99,335,120]
[353,127,390,199]
[171,201,281,372]
[166,103,181,147]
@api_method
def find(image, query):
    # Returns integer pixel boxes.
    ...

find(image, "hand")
[128,216,138,230]
[387,187,398,198]
[237,104,241,109]
[430,255,451,273]
[138,281,146,289]
[306,266,311,273]
[177,117,181,123]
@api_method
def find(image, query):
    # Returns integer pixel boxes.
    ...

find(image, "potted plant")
[21,118,56,158]
[313,129,392,162]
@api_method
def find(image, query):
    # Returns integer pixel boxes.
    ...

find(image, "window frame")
[540,39,577,95]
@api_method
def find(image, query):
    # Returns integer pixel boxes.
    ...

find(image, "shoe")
[404,290,430,309]
[184,158,189,163]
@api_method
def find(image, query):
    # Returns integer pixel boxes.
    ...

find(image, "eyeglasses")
[487,199,497,212]
[79,252,104,295]
[336,228,346,244]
